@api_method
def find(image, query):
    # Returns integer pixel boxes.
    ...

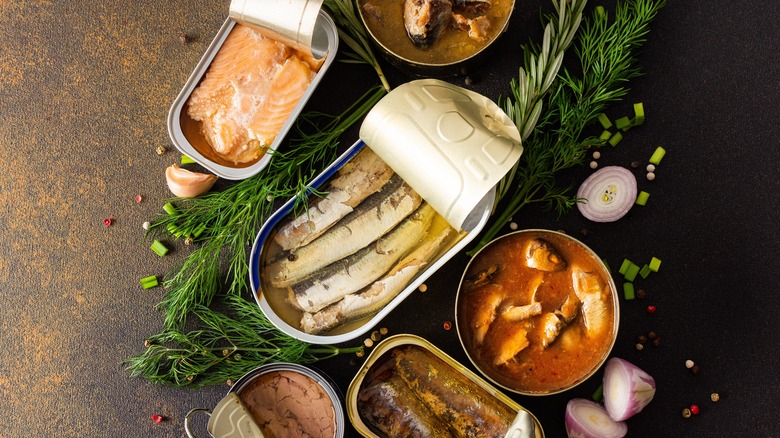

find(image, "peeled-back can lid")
[229,0,324,58]
[207,393,265,438]
[359,79,523,231]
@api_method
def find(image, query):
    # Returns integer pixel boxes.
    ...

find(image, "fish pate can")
[345,334,545,437]
[167,3,339,180]
[184,362,345,437]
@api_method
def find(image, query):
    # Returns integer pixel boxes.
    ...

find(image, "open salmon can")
[249,79,523,344]
[455,229,620,395]
[346,334,545,437]
[167,0,339,180]
[184,362,345,437]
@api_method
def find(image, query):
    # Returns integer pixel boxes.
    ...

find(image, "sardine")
[265,175,421,288]
[452,13,491,42]
[393,346,516,438]
[492,324,529,366]
[357,376,451,438]
[524,238,568,272]
[539,293,581,348]
[462,263,499,290]
[287,204,435,313]
[470,285,504,346]
[571,267,610,336]
[403,0,453,48]
[498,301,542,322]
[273,148,394,251]
[300,221,455,334]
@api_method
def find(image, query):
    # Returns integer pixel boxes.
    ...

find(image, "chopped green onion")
[623,282,636,300]
[624,262,641,282]
[618,259,633,275]
[608,132,623,146]
[598,113,612,129]
[636,191,650,206]
[140,275,159,289]
[649,146,666,165]
[615,116,632,131]
[600,130,613,141]
[151,240,169,257]
[602,258,612,275]
[181,155,196,165]
[633,102,645,125]
[192,222,208,238]
[649,256,662,272]
[639,264,653,279]
[592,383,604,402]
[163,202,178,215]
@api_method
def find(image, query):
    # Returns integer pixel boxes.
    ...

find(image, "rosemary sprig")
[125,295,363,388]
[324,0,391,91]
[472,0,666,254]
[152,85,387,331]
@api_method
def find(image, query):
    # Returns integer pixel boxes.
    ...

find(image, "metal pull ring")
[184,408,213,438]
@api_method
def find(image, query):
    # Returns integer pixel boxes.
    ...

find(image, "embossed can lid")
[229,0,325,58]
[360,79,523,231]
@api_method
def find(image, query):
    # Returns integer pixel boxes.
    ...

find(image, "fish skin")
[287,204,436,313]
[571,267,610,336]
[539,293,581,348]
[273,148,394,251]
[499,301,542,322]
[403,0,453,48]
[493,324,529,366]
[265,175,421,288]
[299,223,455,334]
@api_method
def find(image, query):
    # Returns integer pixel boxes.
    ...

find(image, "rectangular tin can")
[167,9,338,180]
[345,334,545,437]
[249,140,495,345]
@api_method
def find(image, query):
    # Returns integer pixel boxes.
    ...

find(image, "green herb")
[150,240,169,257]
[473,0,666,254]
[140,275,159,289]
[636,190,650,205]
[649,145,666,164]
[592,383,604,402]
[124,295,363,388]
[150,86,387,331]
[324,0,391,91]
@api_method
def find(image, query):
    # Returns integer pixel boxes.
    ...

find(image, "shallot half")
[603,357,657,421]
[576,166,637,222]
[565,398,627,438]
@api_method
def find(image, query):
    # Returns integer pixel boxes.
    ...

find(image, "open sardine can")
[346,334,545,437]
[455,229,620,396]
[249,79,523,344]
[184,362,345,438]
[167,0,338,180]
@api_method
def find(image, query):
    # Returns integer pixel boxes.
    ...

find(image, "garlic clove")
[165,164,218,198]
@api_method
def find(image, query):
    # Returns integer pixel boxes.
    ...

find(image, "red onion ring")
[576,166,637,222]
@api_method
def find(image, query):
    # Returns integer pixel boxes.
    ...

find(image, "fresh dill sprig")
[324,0,391,91]
[151,85,387,331]
[124,295,363,388]
[472,0,666,254]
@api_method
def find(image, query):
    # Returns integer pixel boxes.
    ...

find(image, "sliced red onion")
[603,357,657,421]
[565,398,627,438]
[576,166,637,222]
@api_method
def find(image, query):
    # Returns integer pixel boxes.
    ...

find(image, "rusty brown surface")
[0,1,233,436]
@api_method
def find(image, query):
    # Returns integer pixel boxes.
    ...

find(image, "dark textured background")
[1,0,778,437]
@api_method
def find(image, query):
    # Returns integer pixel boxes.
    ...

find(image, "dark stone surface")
[0,0,777,436]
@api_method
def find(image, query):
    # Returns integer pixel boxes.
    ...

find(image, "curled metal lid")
[229,0,325,58]
[360,79,523,231]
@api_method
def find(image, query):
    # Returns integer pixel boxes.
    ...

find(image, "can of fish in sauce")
[184,362,345,438]
[346,334,545,437]
[167,1,339,180]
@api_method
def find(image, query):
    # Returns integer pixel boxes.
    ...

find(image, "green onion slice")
[140,275,159,289]
[649,257,662,272]
[181,155,196,165]
[636,191,650,206]
[623,282,636,300]
[649,146,666,165]
[151,240,169,257]
[577,166,637,222]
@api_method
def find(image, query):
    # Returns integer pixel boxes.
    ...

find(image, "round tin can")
[185,363,345,437]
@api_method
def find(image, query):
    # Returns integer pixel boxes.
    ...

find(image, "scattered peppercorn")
[418,284,428,293]
[646,172,656,181]
[509,222,518,230]
[652,337,662,347]
[371,330,381,341]
[685,359,695,369]
[363,338,374,348]
[443,321,452,331]
[681,408,692,418]
[580,228,590,237]
[635,343,644,351]
[266,194,274,202]
[647,331,657,339]
[592,151,602,159]
[646,164,656,172]
[355,349,365,358]
[631,161,640,168]
[638,334,648,344]
[464,76,473,86]
[710,392,720,402]
[135,194,143,203]
[690,404,700,415]
[589,160,599,169]
[143,221,151,230]
[691,364,700,374]
[636,288,647,299]
[646,305,657,314]
[379,327,388,335]
[104,218,113,227]
[151,414,164,423]
[226,379,234,387]
[156,146,166,155]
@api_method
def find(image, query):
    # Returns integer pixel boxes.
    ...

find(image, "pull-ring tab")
[184,408,213,438]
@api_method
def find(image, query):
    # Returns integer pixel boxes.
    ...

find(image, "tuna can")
[184,362,345,438]
[346,334,545,437]
[455,229,620,395]
[249,79,522,345]
[167,2,339,180]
